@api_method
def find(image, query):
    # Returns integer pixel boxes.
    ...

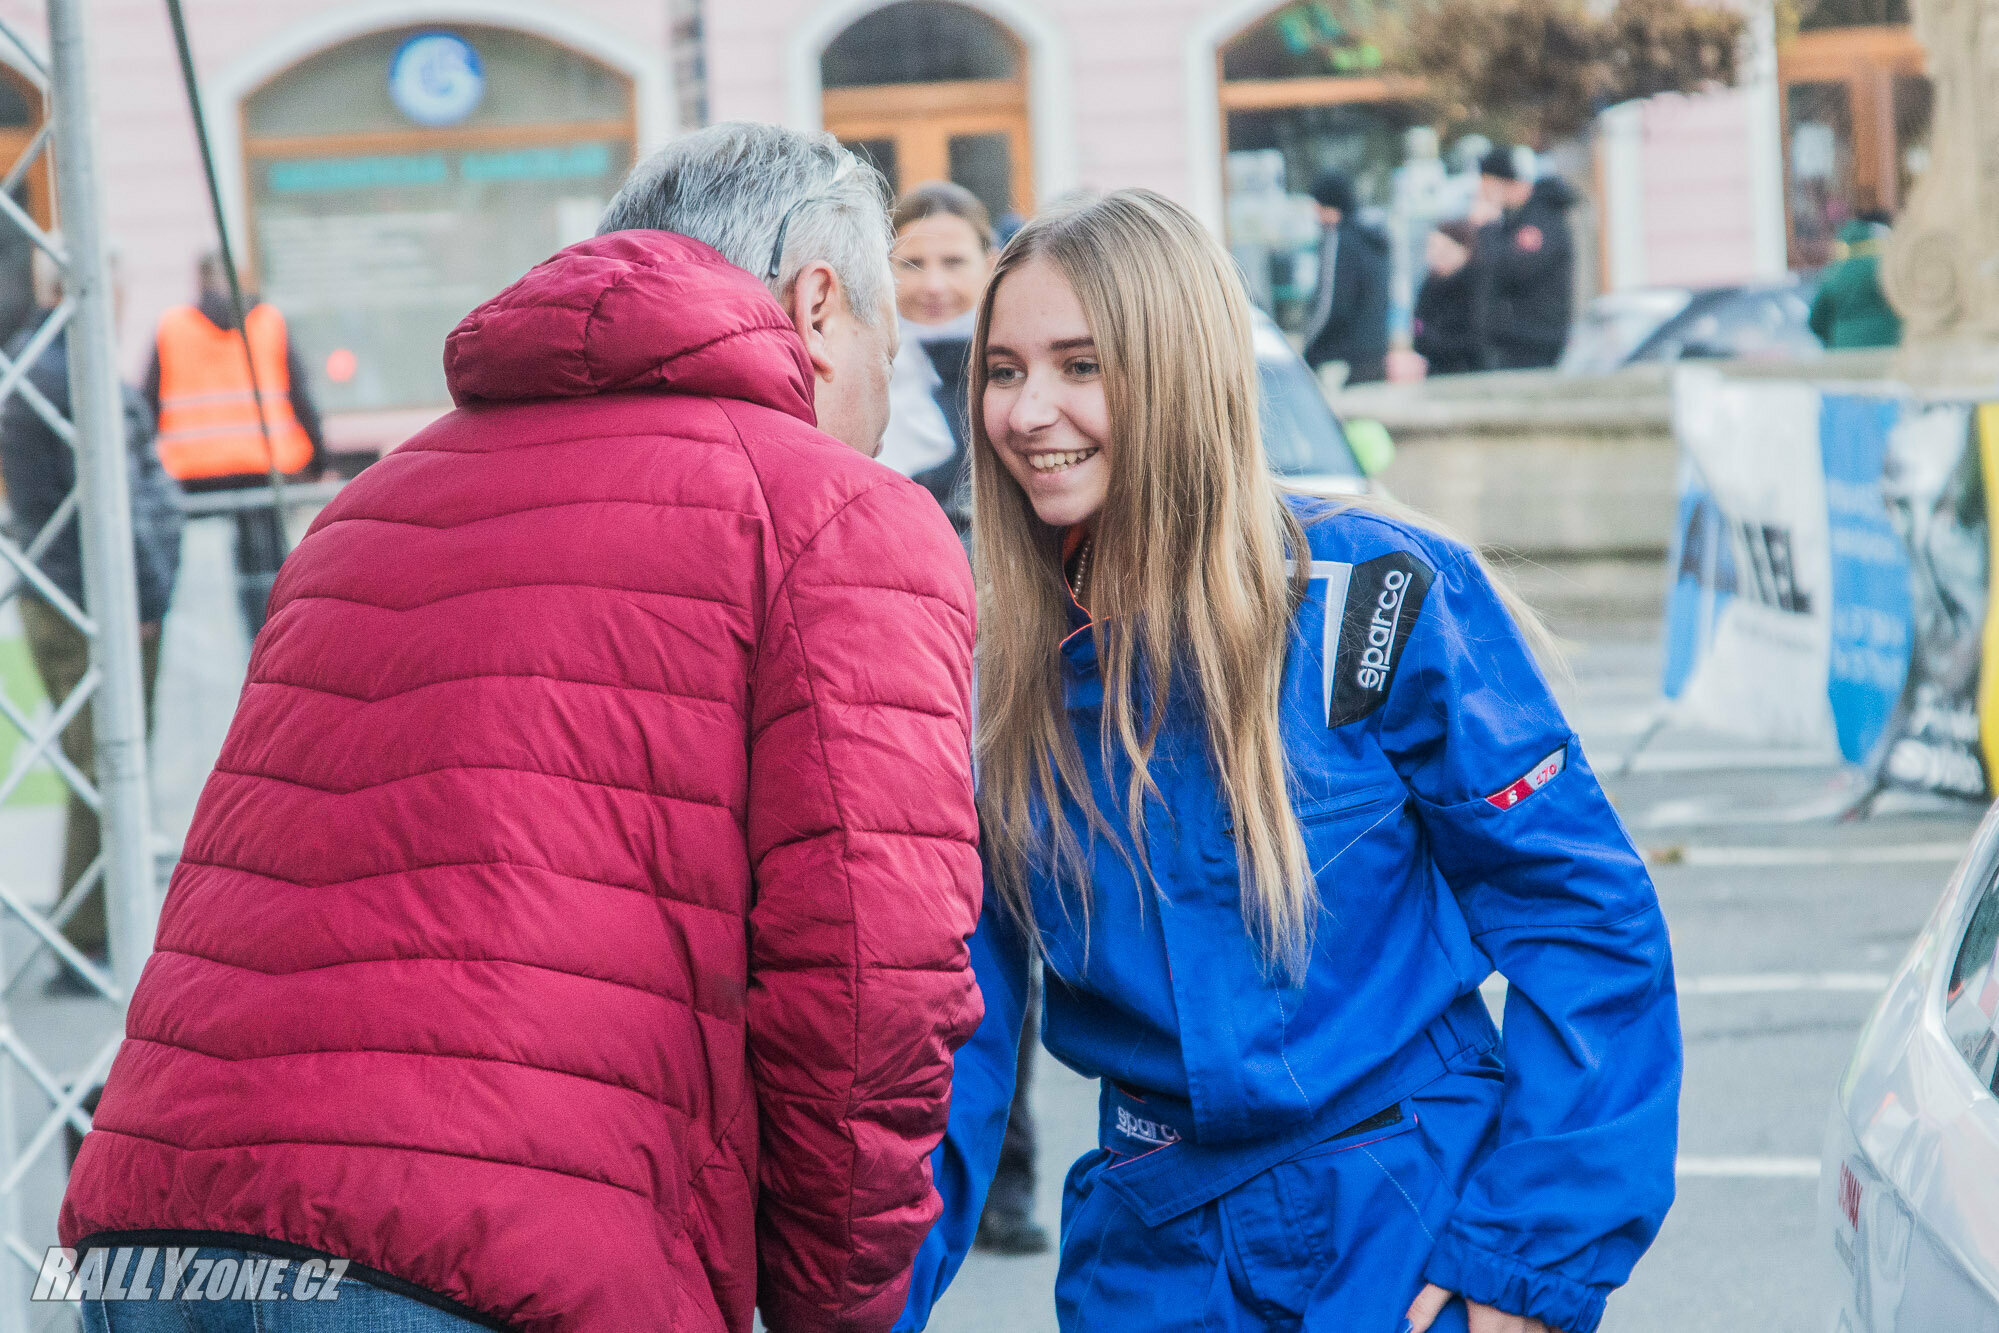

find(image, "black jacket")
[0,315,184,625]
[1302,218,1391,381]
[913,336,973,545]
[1413,266,1480,376]
[1472,177,1578,369]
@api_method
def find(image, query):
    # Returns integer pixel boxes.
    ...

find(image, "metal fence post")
[47,0,155,998]
[0,2,156,1325]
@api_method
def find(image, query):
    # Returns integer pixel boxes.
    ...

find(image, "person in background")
[1808,211,1902,350]
[1470,147,1578,371]
[993,209,1027,249]
[0,242,182,986]
[62,123,982,1333]
[882,182,994,542]
[1299,170,1391,385]
[885,183,1048,1256]
[1412,219,1482,377]
[142,251,324,640]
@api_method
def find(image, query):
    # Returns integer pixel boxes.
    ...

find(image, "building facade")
[0,0,1923,452]
[709,0,1794,335]
[0,0,680,452]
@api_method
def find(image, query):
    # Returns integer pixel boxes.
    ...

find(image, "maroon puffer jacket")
[61,230,983,1333]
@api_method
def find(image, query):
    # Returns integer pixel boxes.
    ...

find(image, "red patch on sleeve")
[1485,747,1566,810]
[1515,225,1544,253]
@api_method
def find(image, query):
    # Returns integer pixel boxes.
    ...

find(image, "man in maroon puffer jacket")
[61,124,984,1333]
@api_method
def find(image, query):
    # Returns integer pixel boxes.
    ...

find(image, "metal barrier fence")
[175,479,343,517]
[0,4,157,1327]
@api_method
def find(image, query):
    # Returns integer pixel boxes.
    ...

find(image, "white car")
[1821,805,1999,1330]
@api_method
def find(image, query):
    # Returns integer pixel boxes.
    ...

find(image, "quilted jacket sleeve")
[746,477,983,1333]
[893,870,1031,1331]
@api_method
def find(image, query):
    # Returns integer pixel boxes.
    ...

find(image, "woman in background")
[880,182,996,541]
[1414,219,1482,377]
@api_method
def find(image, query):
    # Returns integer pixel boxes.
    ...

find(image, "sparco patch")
[1314,552,1435,727]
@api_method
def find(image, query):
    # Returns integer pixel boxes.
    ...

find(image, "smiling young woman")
[970,192,1313,974]
[897,189,1682,1333]
[980,259,1112,531]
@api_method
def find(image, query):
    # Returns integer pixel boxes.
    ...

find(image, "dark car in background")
[1560,283,1824,377]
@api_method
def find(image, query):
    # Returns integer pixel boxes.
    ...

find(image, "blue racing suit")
[897,503,1681,1333]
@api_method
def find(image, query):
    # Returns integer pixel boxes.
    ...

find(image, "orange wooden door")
[0,66,50,229]
[825,78,1033,218]
[1778,25,1928,265]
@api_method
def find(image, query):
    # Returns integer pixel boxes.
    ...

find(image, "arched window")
[820,2,1032,221]
[822,2,1018,86]
[1777,3,1927,267]
[242,25,637,412]
[1217,3,1424,330]
[1222,0,1390,81]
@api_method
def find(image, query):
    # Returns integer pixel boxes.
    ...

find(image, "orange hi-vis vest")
[154,303,314,481]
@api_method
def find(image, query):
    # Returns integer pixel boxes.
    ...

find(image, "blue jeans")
[79,1246,484,1331]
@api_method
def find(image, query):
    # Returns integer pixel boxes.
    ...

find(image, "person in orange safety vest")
[144,252,325,638]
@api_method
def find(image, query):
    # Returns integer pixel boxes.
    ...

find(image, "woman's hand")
[1406,1283,1553,1333]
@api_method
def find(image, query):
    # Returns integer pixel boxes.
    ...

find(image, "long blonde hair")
[972,189,1320,980]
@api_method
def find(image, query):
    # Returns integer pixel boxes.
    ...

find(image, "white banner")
[1668,368,1840,751]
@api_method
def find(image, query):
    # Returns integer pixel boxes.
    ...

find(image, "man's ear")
[787,260,840,380]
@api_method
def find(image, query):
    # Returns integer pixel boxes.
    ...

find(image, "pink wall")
[1637,89,1762,288]
[700,1,790,135]
[1060,2,1208,201]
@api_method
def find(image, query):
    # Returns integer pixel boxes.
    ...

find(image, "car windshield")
[1254,323,1361,479]
[1559,290,1695,376]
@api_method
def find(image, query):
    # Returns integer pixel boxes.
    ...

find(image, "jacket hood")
[443,230,815,422]
[196,290,249,330]
[1526,177,1579,212]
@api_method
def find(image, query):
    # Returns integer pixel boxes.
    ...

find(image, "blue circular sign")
[388,32,485,128]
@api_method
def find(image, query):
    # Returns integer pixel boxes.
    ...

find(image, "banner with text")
[1663,370,1913,764]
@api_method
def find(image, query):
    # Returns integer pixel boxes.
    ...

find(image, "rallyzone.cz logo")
[32,1248,349,1303]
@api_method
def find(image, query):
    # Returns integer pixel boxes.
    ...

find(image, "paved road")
[930,622,1983,1333]
[0,540,1984,1333]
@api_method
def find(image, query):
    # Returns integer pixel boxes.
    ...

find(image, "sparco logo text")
[1114,1106,1182,1148]
[1356,569,1410,691]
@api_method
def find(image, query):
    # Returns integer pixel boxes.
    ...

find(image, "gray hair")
[597,122,894,325]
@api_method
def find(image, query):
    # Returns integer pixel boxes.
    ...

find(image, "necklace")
[1069,532,1095,605]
